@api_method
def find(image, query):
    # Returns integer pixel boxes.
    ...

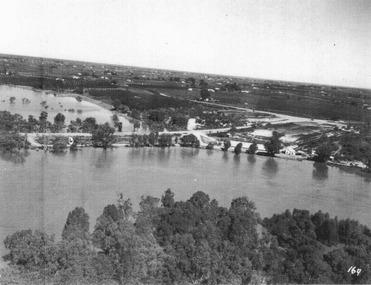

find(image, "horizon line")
[1,52,370,91]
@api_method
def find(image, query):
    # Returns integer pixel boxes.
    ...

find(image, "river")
[0,147,370,266]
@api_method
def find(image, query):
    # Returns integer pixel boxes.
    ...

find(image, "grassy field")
[147,87,371,122]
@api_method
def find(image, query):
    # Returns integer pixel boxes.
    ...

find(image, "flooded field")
[0,85,133,131]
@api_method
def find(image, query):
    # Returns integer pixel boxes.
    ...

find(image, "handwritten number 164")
[348,266,362,276]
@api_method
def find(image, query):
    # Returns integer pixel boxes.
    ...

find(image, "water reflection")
[336,165,371,183]
[94,149,115,169]
[312,162,329,181]
[0,150,30,164]
[222,152,229,161]
[262,157,278,178]
[180,148,199,159]
[247,154,256,164]
[158,148,172,161]
[233,154,241,166]
[206,149,213,156]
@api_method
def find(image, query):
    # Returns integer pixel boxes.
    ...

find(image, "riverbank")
[327,161,371,179]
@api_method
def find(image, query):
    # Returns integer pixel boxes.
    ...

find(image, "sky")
[0,0,370,88]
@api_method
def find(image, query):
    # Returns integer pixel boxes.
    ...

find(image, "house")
[282,147,296,156]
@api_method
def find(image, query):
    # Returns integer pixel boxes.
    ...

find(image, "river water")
[0,147,370,265]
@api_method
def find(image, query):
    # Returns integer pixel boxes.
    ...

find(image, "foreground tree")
[62,207,90,241]
[91,122,115,149]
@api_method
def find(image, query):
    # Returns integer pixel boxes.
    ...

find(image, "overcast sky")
[0,0,370,88]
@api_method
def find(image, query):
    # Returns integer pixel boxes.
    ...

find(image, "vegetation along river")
[0,147,370,266]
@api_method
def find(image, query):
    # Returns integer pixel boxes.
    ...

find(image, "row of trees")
[3,190,371,284]
[0,110,66,134]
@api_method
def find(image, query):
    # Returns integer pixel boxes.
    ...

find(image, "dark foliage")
[4,192,371,284]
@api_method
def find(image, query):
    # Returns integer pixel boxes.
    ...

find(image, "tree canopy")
[3,191,371,284]
[91,122,115,149]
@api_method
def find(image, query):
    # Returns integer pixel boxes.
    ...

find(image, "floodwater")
[0,147,370,266]
[0,85,133,130]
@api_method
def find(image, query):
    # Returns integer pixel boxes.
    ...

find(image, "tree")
[200,88,210,101]
[158,134,172,148]
[234,142,243,155]
[53,113,65,131]
[148,132,159,146]
[314,143,333,162]
[230,124,238,134]
[62,207,90,241]
[51,136,67,153]
[148,110,165,122]
[248,142,258,154]
[222,140,231,151]
[9,96,16,103]
[113,99,121,110]
[92,203,166,284]
[135,195,160,234]
[0,132,25,153]
[81,117,98,133]
[118,122,123,132]
[111,114,119,124]
[27,115,39,132]
[91,123,115,149]
[39,111,48,131]
[39,111,48,122]
[180,134,200,148]
[3,230,55,270]
[264,132,282,156]
[161,188,175,209]
[133,120,140,132]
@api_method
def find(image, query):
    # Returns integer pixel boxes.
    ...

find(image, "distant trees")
[248,141,258,154]
[53,113,65,131]
[39,111,49,132]
[180,134,200,148]
[158,134,172,148]
[200,87,211,100]
[186,77,196,87]
[81,117,98,133]
[148,110,165,122]
[225,82,240,92]
[91,123,115,149]
[51,136,67,153]
[112,99,121,110]
[133,120,141,132]
[314,143,333,162]
[264,131,282,156]
[222,140,231,151]
[234,142,243,154]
